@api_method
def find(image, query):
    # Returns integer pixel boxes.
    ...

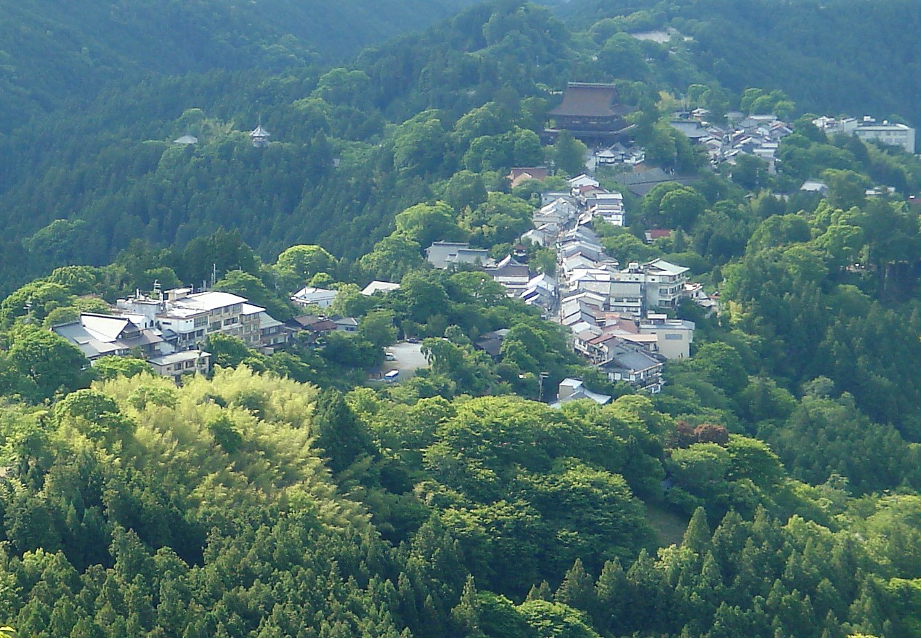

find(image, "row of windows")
[166,359,202,372]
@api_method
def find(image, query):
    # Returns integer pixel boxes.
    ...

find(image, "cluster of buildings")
[287,279,408,347]
[523,174,625,245]
[290,280,402,310]
[51,277,407,383]
[52,286,289,383]
[553,222,696,395]
[516,175,713,402]
[421,166,712,402]
[667,110,792,172]
[545,80,916,194]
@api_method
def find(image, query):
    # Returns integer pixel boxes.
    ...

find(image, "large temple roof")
[549,83,621,117]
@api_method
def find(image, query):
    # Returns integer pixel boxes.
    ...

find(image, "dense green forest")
[0,0,479,132]
[0,0,919,636]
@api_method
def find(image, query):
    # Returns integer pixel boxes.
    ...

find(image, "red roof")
[647,229,672,239]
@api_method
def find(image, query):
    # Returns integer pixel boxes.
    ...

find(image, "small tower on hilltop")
[250,117,271,148]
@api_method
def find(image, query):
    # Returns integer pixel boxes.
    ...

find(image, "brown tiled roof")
[550,83,620,117]
[508,167,549,181]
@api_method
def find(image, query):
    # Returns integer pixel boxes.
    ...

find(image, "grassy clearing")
[645,502,689,548]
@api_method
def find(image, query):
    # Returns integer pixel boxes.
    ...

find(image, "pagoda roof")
[550,83,622,118]
[250,125,271,138]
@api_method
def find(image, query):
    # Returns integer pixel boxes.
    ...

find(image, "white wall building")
[638,313,696,359]
[813,115,916,154]
[291,286,338,308]
[854,121,915,154]
[118,288,263,350]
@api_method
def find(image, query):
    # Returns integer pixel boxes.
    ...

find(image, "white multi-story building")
[611,259,689,313]
[813,115,916,153]
[118,288,264,351]
[148,350,212,382]
[854,121,915,154]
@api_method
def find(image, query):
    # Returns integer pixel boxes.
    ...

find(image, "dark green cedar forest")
[0,0,919,637]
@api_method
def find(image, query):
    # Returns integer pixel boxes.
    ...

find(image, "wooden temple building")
[546,82,633,144]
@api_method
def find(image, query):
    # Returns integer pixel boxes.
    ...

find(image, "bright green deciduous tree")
[553,131,588,177]
[8,325,89,400]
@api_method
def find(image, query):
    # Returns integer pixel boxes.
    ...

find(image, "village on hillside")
[418,167,711,406]
[49,82,915,400]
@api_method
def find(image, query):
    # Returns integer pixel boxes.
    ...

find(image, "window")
[665,333,683,340]
[223,318,237,326]
[194,316,207,328]
[209,322,221,331]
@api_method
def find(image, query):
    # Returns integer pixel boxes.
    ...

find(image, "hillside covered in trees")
[0,0,918,637]
[0,0,480,133]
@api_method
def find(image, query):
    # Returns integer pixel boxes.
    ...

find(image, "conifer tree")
[682,506,711,556]
[554,558,597,616]
[450,575,484,637]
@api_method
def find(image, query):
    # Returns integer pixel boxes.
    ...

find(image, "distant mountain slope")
[0,0,478,132]
[0,0,916,299]
[552,0,921,126]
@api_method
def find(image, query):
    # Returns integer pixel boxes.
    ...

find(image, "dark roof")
[612,168,697,197]
[475,329,509,358]
[289,314,321,328]
[550,83,621,118]
[669,121,710,139]
[614,167,673,185]
[602,346,663,374]
[289,315,337,332]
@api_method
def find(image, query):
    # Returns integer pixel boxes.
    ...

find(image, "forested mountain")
[0,0,478,132]
[553,0,921,127]
[0,0,918,295]
[0,0,918,636]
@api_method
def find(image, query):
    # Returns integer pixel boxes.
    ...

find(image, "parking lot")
[371,341,430,382]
